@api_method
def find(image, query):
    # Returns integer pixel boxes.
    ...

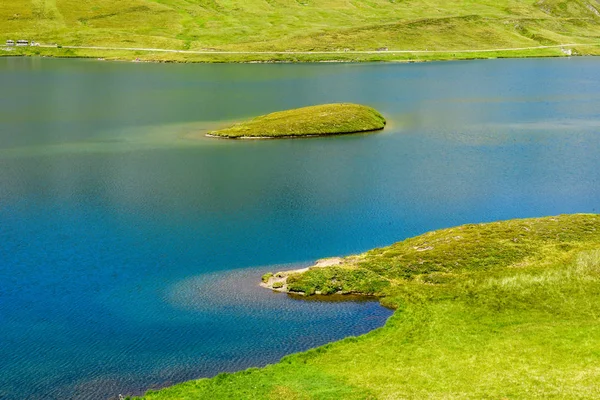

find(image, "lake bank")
[6,44,600,64]
[139,214,600,399]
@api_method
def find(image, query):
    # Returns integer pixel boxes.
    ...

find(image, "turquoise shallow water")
[1,57,600,399]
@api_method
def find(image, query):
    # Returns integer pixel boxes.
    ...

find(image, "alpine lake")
[1,56,600,399]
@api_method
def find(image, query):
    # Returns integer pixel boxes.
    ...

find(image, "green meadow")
[137,214,600,399]
[2,0,600,61]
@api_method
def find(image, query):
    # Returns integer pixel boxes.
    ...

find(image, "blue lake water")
[1,57,600,399]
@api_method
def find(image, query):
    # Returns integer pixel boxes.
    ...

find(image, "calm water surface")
[1,57,600,399]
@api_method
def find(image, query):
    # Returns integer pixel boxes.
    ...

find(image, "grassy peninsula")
[3,0,600,62]
[138,214,600,399]
[207,104,386,139]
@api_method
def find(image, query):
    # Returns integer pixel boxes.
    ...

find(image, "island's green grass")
[2,0,600,61]
[137,214,600,399]
[207,104,386,139]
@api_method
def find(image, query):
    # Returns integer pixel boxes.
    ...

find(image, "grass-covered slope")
[2,0,600,61]
[207,104,385,139]
[138,214,600,399]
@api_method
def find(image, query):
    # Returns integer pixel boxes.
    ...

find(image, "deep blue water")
[1,57,600,399]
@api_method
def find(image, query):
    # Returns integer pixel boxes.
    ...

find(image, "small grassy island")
[207,103,386,139]
[138,214,600,399]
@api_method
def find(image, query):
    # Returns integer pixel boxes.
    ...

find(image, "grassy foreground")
[2,0,600,62]
[207,104,385,139]
[138,214,600,399]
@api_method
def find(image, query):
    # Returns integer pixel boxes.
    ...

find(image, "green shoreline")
[136,214,600,399]
[3,45,600,64]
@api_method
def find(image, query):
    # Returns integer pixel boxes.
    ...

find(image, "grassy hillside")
[136,214,600,399]
[2,0,600,61]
